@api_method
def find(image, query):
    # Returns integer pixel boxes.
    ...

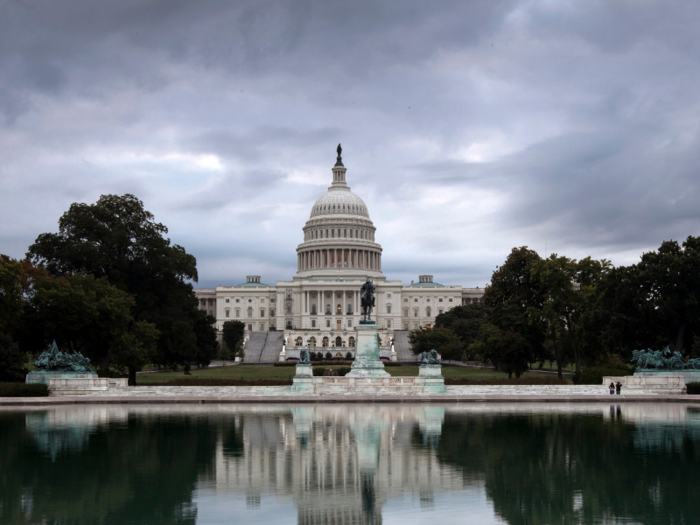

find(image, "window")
[337,304,342,314]
[346,305,353,315]
[414,323,419,329]
[414,298,418,302]
[225,298,230,303]
[326,320,331,328]
[449,298,453,302]
[236,298,240,303]
[248,299,252,303]
[247,307,253,318]
[271,298,275,303]
[348,336,355,347]
[225,309,230,318]
[335,336,342,347]
[439,298,443,302]
[403,308,409,317]
[261,299,265,303]
[426,307,431,317]
[311,320,316,328]
[347,320,352,328]
[235,309,240,318]
[295,337,303,347]
[286,306,291,314]
[248,324,253,331]
[427,299,430,302]
[438,308,444,315]
[404,323,408,330]
[260,323,265,331]
[387,294,391,298]
[386,304,392,314]
[260,309,265,317]
[322,337,329,347]
[270,309,275,317]
[308,337,316,347]
[326,305,332,315]
[387,320,392,329]
[414,308,418,317]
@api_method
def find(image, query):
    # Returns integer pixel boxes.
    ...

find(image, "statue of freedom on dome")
[360,278,375,323]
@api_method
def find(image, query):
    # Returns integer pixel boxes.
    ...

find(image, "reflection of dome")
[295,147,383,277]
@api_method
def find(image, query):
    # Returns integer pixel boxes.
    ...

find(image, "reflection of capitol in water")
[12,402,700,525]
[205,405,471,525]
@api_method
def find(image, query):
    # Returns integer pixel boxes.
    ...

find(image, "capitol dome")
[295,146,383,278]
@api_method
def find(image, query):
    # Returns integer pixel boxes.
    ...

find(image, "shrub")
[96,369,128,378]
[337,367,351,376]
[572,366,633,385]
[325,352,333,359]
[383,362,402,367]
[0,383,49,397]
[313,367,326,376]
[323,368,339,376]
[345,352,353,360]
[274,361,297,367]
[687,382,700,395]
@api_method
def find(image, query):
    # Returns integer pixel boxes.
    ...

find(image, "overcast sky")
[1,0,699,289]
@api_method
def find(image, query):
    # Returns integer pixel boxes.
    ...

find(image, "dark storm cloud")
[1,0,700,287]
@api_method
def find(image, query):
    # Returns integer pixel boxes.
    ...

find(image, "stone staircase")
[392,331,418,363]
[244,332,267,363]
[260,332,285,363]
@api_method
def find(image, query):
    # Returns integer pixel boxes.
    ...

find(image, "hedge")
[687,382,700,395]
[0,382,49,397]
[150,378,292,386]
[572,366,633,385]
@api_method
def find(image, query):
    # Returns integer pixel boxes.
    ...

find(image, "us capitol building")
[194,146,484,362]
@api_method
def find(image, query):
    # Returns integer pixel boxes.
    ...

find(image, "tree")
[222,320,245,355]
[434,303,491,361]
[473,247,546,376]
[408,326,463,361]
[0,334,27,382]
[0,256,23,335]
[531,255,610,377]
[27,194,217,371]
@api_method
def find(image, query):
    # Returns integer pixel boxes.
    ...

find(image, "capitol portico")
[194,146,484,361]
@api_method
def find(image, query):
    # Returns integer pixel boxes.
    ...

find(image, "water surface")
[1,403,698,524]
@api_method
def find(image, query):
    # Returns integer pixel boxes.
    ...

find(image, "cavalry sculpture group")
[631,346,700,370]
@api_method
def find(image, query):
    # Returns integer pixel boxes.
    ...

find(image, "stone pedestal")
[418,364,447,394]
[291,363,315,394]
[604,375,687,395]
[26,371,97,386]
[346,323,390,378]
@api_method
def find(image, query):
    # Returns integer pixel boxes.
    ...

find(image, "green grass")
[136,364,571,384]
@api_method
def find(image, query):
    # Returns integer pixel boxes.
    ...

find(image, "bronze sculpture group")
[631,346,700,370]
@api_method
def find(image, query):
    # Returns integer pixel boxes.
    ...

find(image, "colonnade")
[297,248,381,272]
[301,289,360,316]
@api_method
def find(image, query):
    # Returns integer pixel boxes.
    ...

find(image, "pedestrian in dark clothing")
[609,382,615,395]
[616,381,622,395]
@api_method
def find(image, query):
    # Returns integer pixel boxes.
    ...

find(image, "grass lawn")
[136,364,571,384]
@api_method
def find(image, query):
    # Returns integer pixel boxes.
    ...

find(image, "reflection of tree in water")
[436,411,700,525]
[0,411,221,525]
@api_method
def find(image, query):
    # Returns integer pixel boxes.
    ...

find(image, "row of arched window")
[402,307,441,318]
[295,336,356,348]
[224,307,275,318]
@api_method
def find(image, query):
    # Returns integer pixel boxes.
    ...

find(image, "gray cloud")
[1,0,699,289]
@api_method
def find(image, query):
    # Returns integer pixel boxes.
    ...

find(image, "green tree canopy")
[26,194,216,371]
[473,246,546,377]
[434,303,491,360]
[408,326,463,361]
[222,320,245,355]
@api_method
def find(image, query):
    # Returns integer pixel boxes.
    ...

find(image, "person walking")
[616,381,622,395]
[609,382,615,395]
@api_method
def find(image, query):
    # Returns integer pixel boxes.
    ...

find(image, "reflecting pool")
[1,403,699,524]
